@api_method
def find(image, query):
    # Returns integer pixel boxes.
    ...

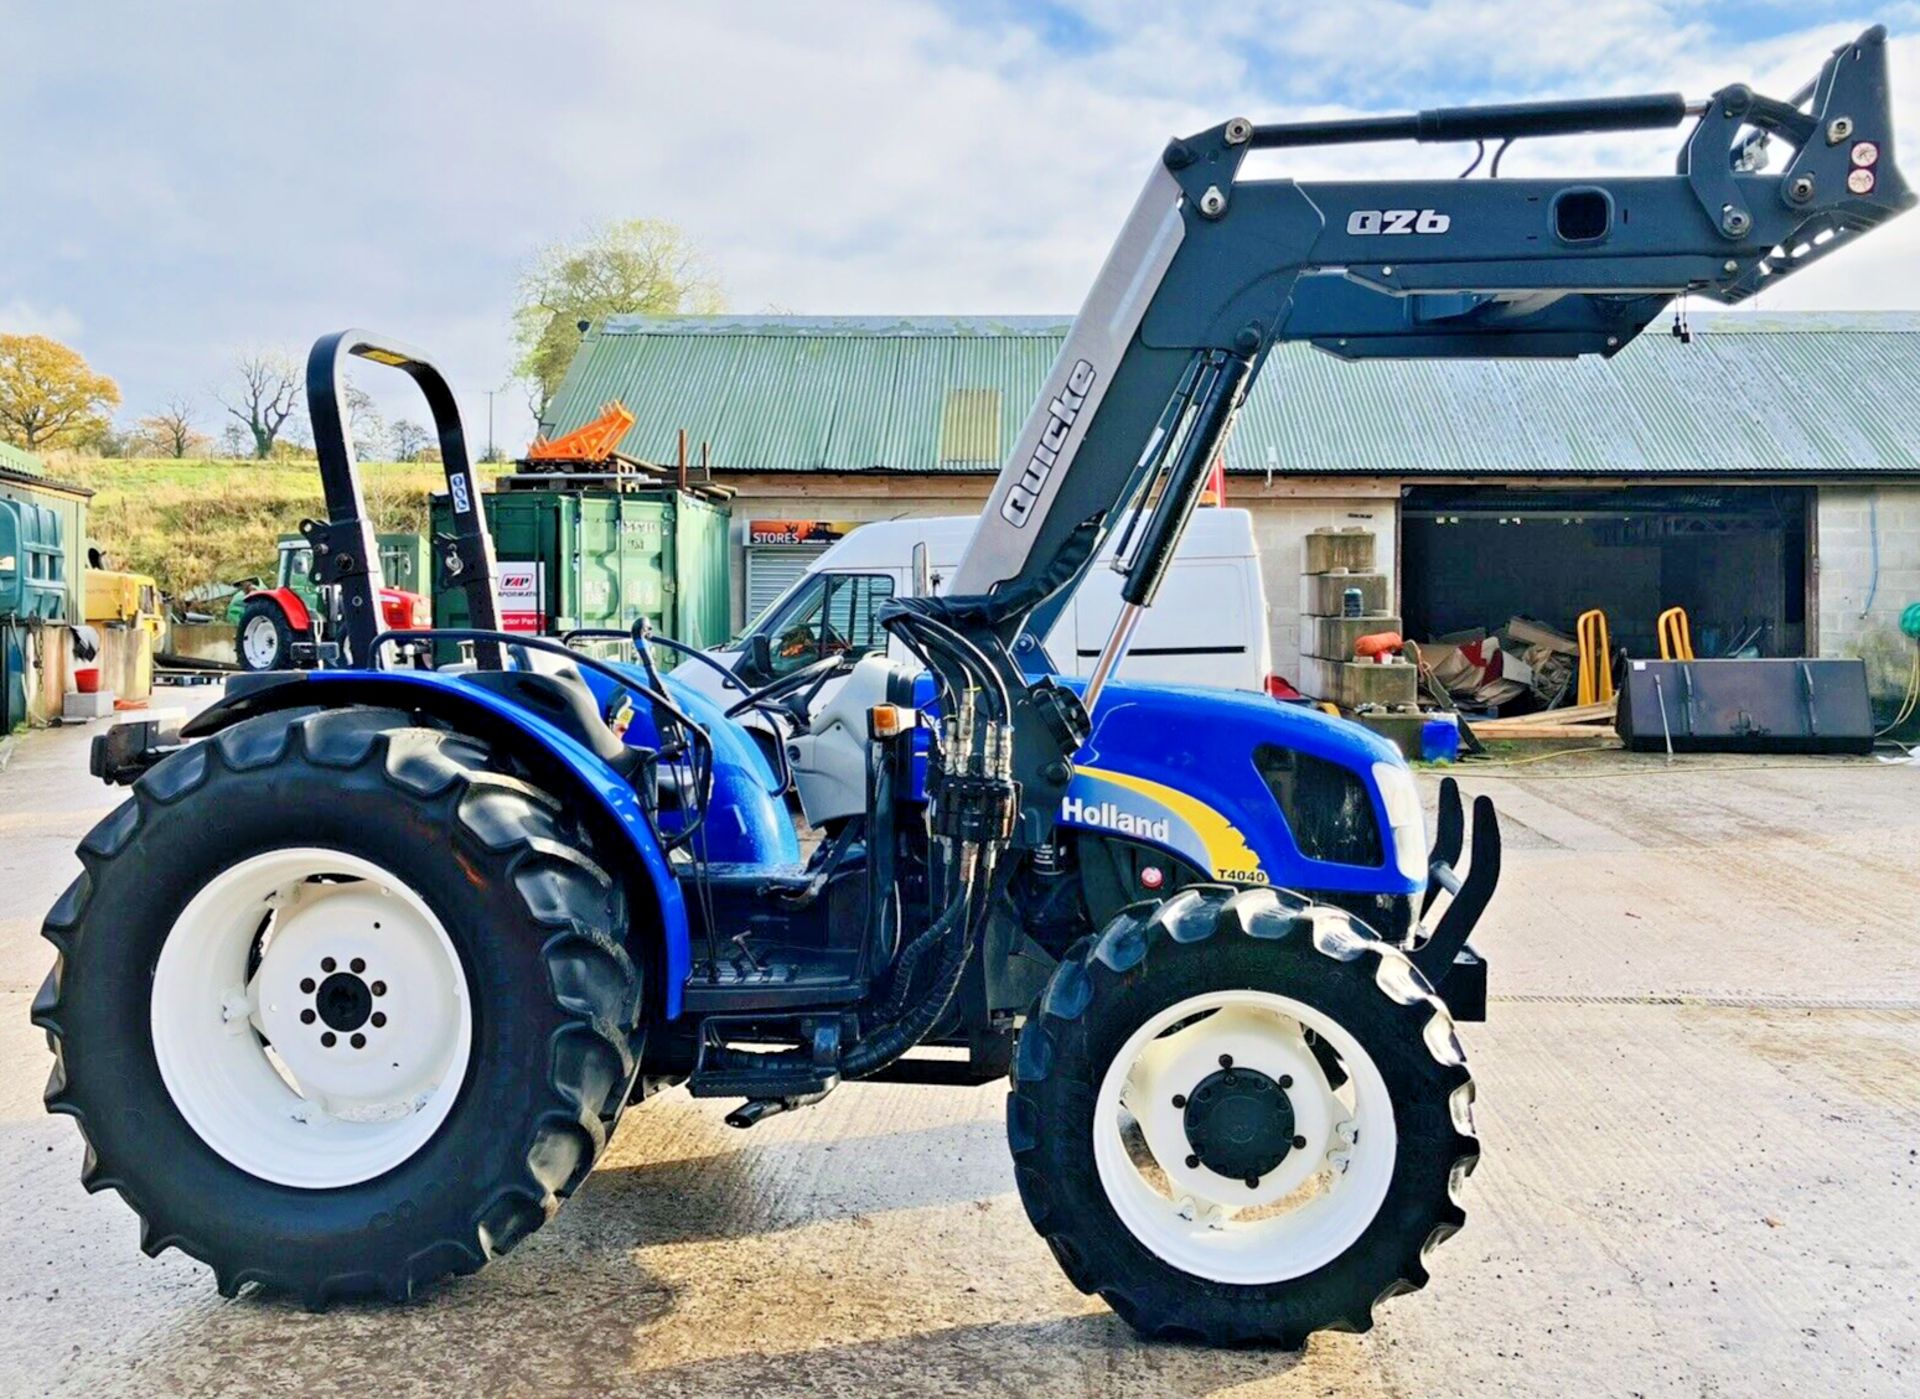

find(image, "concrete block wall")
[1817,483,1920,704]
[1237,482,1399,686]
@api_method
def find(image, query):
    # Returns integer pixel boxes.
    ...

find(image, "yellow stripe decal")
[1076,765,1267,885]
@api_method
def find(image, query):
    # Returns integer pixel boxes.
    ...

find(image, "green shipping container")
[430,487,731,649]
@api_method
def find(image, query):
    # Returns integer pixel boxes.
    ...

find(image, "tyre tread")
[1008,884,1478,1347]
[36,704,644,1303]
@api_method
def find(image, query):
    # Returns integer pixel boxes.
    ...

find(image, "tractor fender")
[1054,678,1425,897]
[377,587,425,631]
[179,669,693,1018]
[246,586,311,633]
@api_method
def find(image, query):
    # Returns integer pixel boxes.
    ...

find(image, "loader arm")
[922,25,1909,837]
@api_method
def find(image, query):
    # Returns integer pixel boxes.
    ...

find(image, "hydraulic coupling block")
[932,770,1020,845]
[930,712,1020,847]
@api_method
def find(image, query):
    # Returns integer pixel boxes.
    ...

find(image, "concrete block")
[1303,613,1404,661]
[1355,710,1428,761]
[62,691,116,722]
[1303,528,1376,574]
[1297,655,1418,709]
[1301,572,1389,616]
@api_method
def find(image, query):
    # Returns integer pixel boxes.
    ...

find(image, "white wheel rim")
[241,615,280,667]
[1093,988,1397,1286]
[150,848,473,1189]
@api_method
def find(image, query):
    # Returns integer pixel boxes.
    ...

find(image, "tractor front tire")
[1008,886,1478,1347]
[33,705,644,1303]
[236,597,295,672]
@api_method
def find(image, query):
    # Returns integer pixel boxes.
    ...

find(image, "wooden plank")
[1472,722,1620,740]
[1530,699,1617,724]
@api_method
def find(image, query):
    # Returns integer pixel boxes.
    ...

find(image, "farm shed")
[541,312,1920,709]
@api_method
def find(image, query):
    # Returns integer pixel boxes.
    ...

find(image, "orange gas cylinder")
[1353,631,1404,661]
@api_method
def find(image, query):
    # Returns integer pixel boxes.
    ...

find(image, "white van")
[675,507,1274,707]
[670,509,1275,824]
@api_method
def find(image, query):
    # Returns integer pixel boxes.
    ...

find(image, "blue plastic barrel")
[1421,714,1461,764]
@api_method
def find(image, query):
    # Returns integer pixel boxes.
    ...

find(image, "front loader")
[37,28,1908,1344]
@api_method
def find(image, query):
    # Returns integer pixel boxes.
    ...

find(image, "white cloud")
[0,300,85,342]
[2,2,1916,448]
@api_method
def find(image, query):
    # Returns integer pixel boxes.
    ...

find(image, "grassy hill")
[61,458,505,598]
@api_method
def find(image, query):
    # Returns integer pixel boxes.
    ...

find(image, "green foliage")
[65,458,505,598]
[513,218,723,418]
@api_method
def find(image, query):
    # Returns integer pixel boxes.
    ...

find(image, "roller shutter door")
[744,545,824,624]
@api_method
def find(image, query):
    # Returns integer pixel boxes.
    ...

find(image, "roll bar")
[304,330,503,669]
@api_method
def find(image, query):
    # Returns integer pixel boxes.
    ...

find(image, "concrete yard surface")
[1,711,1916,1397]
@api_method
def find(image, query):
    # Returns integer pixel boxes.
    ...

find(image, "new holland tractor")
[36,30,1907,1344]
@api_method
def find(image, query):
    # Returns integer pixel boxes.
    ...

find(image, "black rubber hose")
[842,858,1008,1081]
[872,861,970,1021]
[885,614,1010,722]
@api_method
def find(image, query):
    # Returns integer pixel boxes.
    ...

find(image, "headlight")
[1371,760,1429,884]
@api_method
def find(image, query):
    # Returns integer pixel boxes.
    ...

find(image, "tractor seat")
[463,664,652,781]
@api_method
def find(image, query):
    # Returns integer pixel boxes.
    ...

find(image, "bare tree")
[138,396,200,457]
[388,418,430,462]
[217,351,302,459]
[343,380,386,459]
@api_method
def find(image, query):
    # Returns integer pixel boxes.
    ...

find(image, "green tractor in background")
[225,533,428,672]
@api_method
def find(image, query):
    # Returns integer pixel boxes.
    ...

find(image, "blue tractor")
[37,29,1907,1344]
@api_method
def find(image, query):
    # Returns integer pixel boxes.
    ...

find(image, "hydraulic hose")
[872,849,970,1021]
[885,612,1010,722]
[842,854,1009,1081]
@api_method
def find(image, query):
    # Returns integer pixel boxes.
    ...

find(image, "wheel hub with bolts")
[150,847,472,1189]
[1179,1055,1301,1186]
[304,958,388,1048]
[241,614,281,668]
[1100,993,1395,1285]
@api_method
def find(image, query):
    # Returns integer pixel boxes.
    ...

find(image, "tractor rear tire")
[236,597,295,672]
[1008,886,1478,1347]
[33,705,645,1303]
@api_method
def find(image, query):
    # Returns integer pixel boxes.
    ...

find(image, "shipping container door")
[674,497,732,648]
[577,497,668,633]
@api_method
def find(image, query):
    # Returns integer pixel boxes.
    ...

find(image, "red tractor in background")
[228,533,427,671]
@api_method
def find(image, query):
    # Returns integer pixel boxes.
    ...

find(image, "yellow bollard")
[1576,609,1614,705]
[1656,606,1695,661]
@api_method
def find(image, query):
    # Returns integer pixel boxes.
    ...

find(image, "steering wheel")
[724,652,851,721]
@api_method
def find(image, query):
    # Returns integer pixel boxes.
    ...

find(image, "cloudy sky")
[4,1,1918,452]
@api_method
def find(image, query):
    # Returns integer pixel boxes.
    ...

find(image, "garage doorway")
[1400,485,1811,661]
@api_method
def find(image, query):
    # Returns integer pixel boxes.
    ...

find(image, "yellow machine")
[82,567,165,699]
[84,567,163,631]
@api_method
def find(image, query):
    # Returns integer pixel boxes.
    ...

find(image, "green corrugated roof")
[545,316,1062,475]
[0,441,45,477]
[542,312,1920,479]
